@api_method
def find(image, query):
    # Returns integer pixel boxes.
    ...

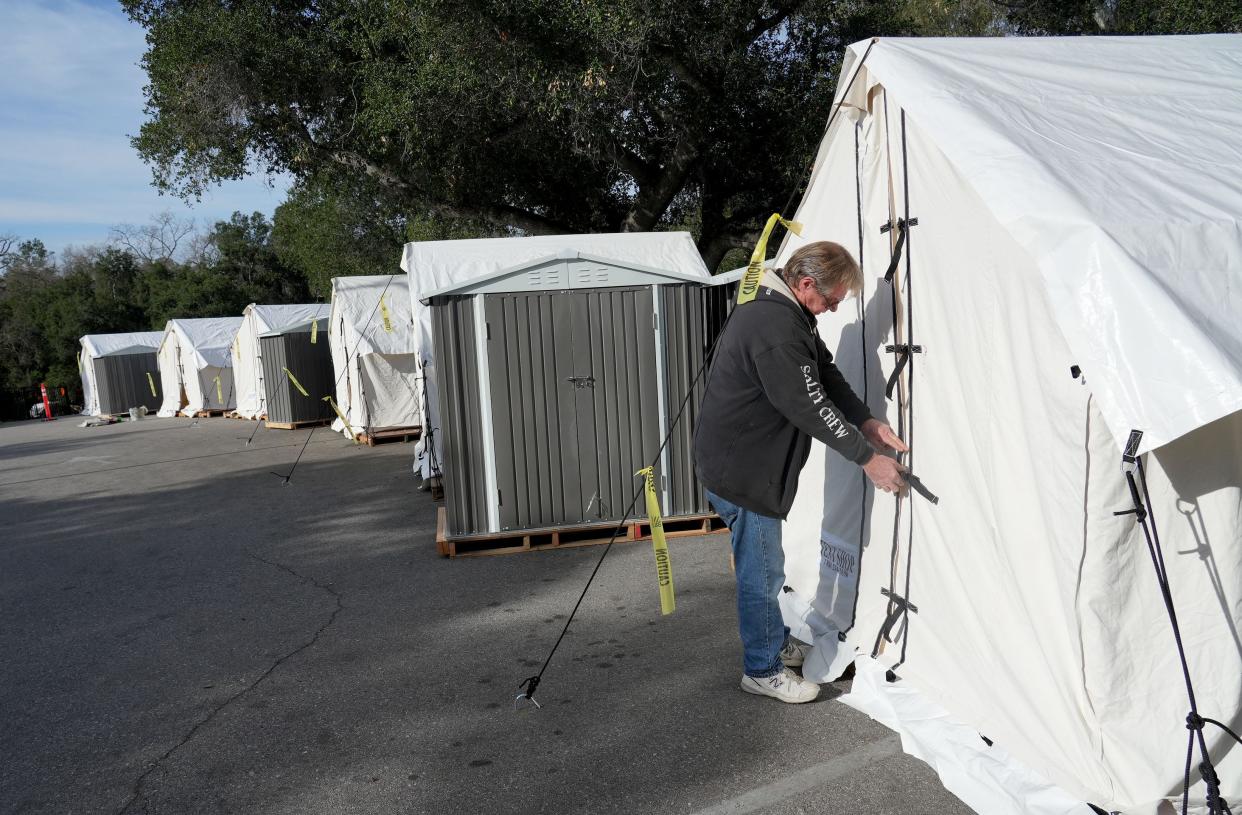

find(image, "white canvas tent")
[233,303,331,419]
[774,35,1242,815]
[401,231,713,481]
[155,317,243,417]
[327,275,419,440]
[79,332,164,415]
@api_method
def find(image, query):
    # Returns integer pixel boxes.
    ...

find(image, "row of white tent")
[79,279,422,439]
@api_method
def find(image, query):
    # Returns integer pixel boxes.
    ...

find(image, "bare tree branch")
[109,212,197,263]
[0,233,16,261]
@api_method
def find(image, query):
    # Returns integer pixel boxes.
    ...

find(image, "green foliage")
[0,214,311,411]
[122,0,935,270]
[999,0,1241,33]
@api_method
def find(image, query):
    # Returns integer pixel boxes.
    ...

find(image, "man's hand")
[861,418,909,454]
[863,453,907,495]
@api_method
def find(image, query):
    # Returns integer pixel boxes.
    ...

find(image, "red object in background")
[40,383,54,421]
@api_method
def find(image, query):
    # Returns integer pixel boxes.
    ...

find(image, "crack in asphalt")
[115,554,344,815]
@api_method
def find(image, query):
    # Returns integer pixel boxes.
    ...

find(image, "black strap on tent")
[880,217,917,283]
[1113,429,1240,815]
[883,343,922,400]
[872,108,920,672]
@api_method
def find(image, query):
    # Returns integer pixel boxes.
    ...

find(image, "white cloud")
[0,0,293,252]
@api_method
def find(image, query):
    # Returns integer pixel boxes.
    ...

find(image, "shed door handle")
[565,376,595,389]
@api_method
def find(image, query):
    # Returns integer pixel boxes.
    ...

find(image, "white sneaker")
[780,639,811,668]
[740,668,820,703]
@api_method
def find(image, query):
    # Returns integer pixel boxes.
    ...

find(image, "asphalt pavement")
[0,415,973,815]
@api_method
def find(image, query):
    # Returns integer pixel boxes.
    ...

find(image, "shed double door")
[485,287,660,531]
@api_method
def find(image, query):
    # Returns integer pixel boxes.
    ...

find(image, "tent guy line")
[270,273,399,484]
[1115,433,1242,815]
[515,214,938,709]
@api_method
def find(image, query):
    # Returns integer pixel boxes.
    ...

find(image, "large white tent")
[327,275,419,440]
[155,317,243,417]
[233,303,331,419]
[400,231,713,481]
[79,332,164,416]
[774,35,1242,815]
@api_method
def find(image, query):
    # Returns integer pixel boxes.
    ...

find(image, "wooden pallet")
[266,417,331,430]
[435,507,728,558]
[192,409,227,418]
[357,426,422,446]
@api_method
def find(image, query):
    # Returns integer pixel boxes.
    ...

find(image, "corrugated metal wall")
[662,282,735,515]
[432,296,488,536]
[260,326,334,423]
[483,287,660,533]
[95,352,161,415]
[434,282,734,539]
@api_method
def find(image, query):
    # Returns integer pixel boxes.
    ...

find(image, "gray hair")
[779,241,862,296]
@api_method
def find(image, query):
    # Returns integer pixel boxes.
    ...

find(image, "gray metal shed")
[427,253,735,539]
[259,318,334,426]
[94,347,162,415]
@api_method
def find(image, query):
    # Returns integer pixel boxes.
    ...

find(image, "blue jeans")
[706,490,790,678]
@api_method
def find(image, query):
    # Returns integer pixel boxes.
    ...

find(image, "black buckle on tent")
[875,587,918,647]
[1113,429,1147,521]
[884,344,922,399]
[880,218,918,283]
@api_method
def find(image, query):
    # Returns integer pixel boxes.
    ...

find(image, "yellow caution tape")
[380,295,393,332]
[636,466,675,615]
[737,213,803,306]
[214,375,223,404]
[146,372,157,397]
[284,367,309,397]
[322,395,359,443]
[310,319,318,344]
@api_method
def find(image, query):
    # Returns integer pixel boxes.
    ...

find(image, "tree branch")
[318,141,575,235]
[744,1,808,43]
[622,131,705,232]
[650,45,714,96]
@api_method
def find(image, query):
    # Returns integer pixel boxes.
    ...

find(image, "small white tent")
[400,231,714,481]
[156,317,243,417]
[233,303,331,419]
[79,332,164,416]
[774,35,1242,814]
[326,275,419,440]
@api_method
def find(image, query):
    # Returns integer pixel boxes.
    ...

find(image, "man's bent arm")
[815,337,871,428]
[753,342,875,465]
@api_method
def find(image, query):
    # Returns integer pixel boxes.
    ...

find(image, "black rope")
[271,275,398,483]
[526,38,888,705]
[519,306,738,706]
[1115,441,1241,815]
[780,39,878,220]
[896,107,917,670]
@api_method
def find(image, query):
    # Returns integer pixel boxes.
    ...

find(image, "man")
[694,241,908,704]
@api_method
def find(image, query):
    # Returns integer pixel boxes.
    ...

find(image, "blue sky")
[0,0,290,257]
